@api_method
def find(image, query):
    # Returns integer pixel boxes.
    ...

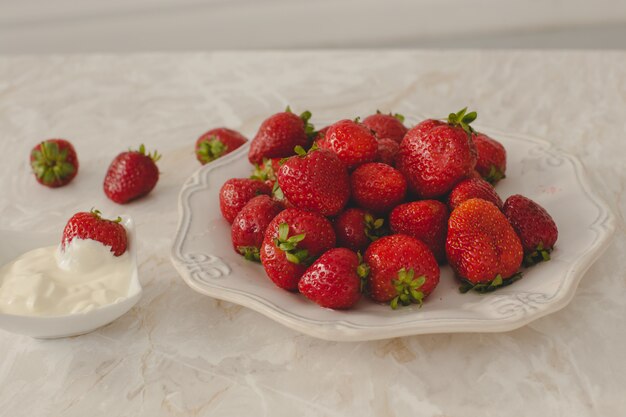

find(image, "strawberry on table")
[219,178,272,223]
[350,162,407,214]
[447,177,503,211]
[103,144,160,204]
[195,128,247,165]
[276,145,350,216]
[334,208,386,252]
[503,194,558,266]
[362,111,408,144]
[397,107,478,198]
[317,119,378,169]
[389,201,449,264]
[446,198,523,292]
[298,248,367,309]
[248,107,314,164]
[30,139,79,188]
[364,234,440,309]
[473,132,506,184]
[61,209,127,256]
[376,138,400,166]
[260,208,336,291]
[231,195,284,262]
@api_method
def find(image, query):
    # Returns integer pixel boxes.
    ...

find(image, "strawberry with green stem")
[61,209,127,256]
[334,208,386,252]
[195,128,247,164]
[231,195,284,262]
[260,208,335,291]
[30,139,79,188]
[364,234,440,309]
[103,144,161,204]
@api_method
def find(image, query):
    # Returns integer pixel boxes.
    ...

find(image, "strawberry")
[397,108,477,198]
[446,198,523,291]
[250,157,281,187]
[503,194,558,266]
[473,132,506,184]
[30,139,79,188]
[195,128,247,165]
[376,138,400,166]
[248,108,314,164]
[447,178,503,211]
[364,234,440,308]
[103,144,160,204]
[317,119,378,169]
[389,200,449,263]
[260,208,336,291]
[298,248,367,309]
[334,208,385,252]
[276,145,350,216]
[350,162,407,214]
[362,111,408,143]
[61,209,127,256]
[219,178,272,223]
[231,195,284,262]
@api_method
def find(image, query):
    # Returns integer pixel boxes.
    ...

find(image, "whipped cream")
[0,239,132,316]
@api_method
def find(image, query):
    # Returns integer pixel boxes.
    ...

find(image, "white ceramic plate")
[171,126,615,341]
[0,217,142,339]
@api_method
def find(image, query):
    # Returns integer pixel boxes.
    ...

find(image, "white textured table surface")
[0,51,625,417]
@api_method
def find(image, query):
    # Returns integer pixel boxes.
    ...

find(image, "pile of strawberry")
[216,107,559,310]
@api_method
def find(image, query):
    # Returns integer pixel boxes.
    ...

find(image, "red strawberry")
[298,248,367,309]
[248,108,314,164]
[219,178,272,223]
[365,234,440,308]
[350,162,407,214]
[231,195,284,261]
[473,132,506,184]
[317,119,378,169]
[362,111,408,143]
[260,208,336,291]
[503,194,558,266]
[447,178,503,211]
[446,198,523,291]
[276,146,350,216]
[389,201,449,263]
[334,208,386,252]
[195,128,247,165]
[376,138,400,166]
[30,139,79,188]
[103,144,160,204]
[250,157,281,187]
[61,209,127,256]
[397,108,477,198]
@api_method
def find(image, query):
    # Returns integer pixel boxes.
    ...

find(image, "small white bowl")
[0,217,142,339]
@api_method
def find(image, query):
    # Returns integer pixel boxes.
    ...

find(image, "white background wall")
[1,0,626,53]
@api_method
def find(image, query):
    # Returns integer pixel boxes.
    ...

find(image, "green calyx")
[485,165,505,184]
[31,141,76,185]
[376,109,405,123]
[286,106,316,140]
[292,141,319,159]
[447,107,477,136]
[250,158,276,182]
[390,268,426,310]
[272,181,285,201]
[197,136,227,164]
[90,208,122,223]
[237,246,261,262]
[356,255,370,293]
[459,272,523,294]
[363,214,386,242]
[274,223,309,265]
[136,144,161,162]
[523,243,552,267]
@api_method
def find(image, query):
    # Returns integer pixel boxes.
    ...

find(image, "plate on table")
[170,123,615,341]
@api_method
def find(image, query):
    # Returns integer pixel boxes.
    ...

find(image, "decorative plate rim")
[170,127,616,341]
